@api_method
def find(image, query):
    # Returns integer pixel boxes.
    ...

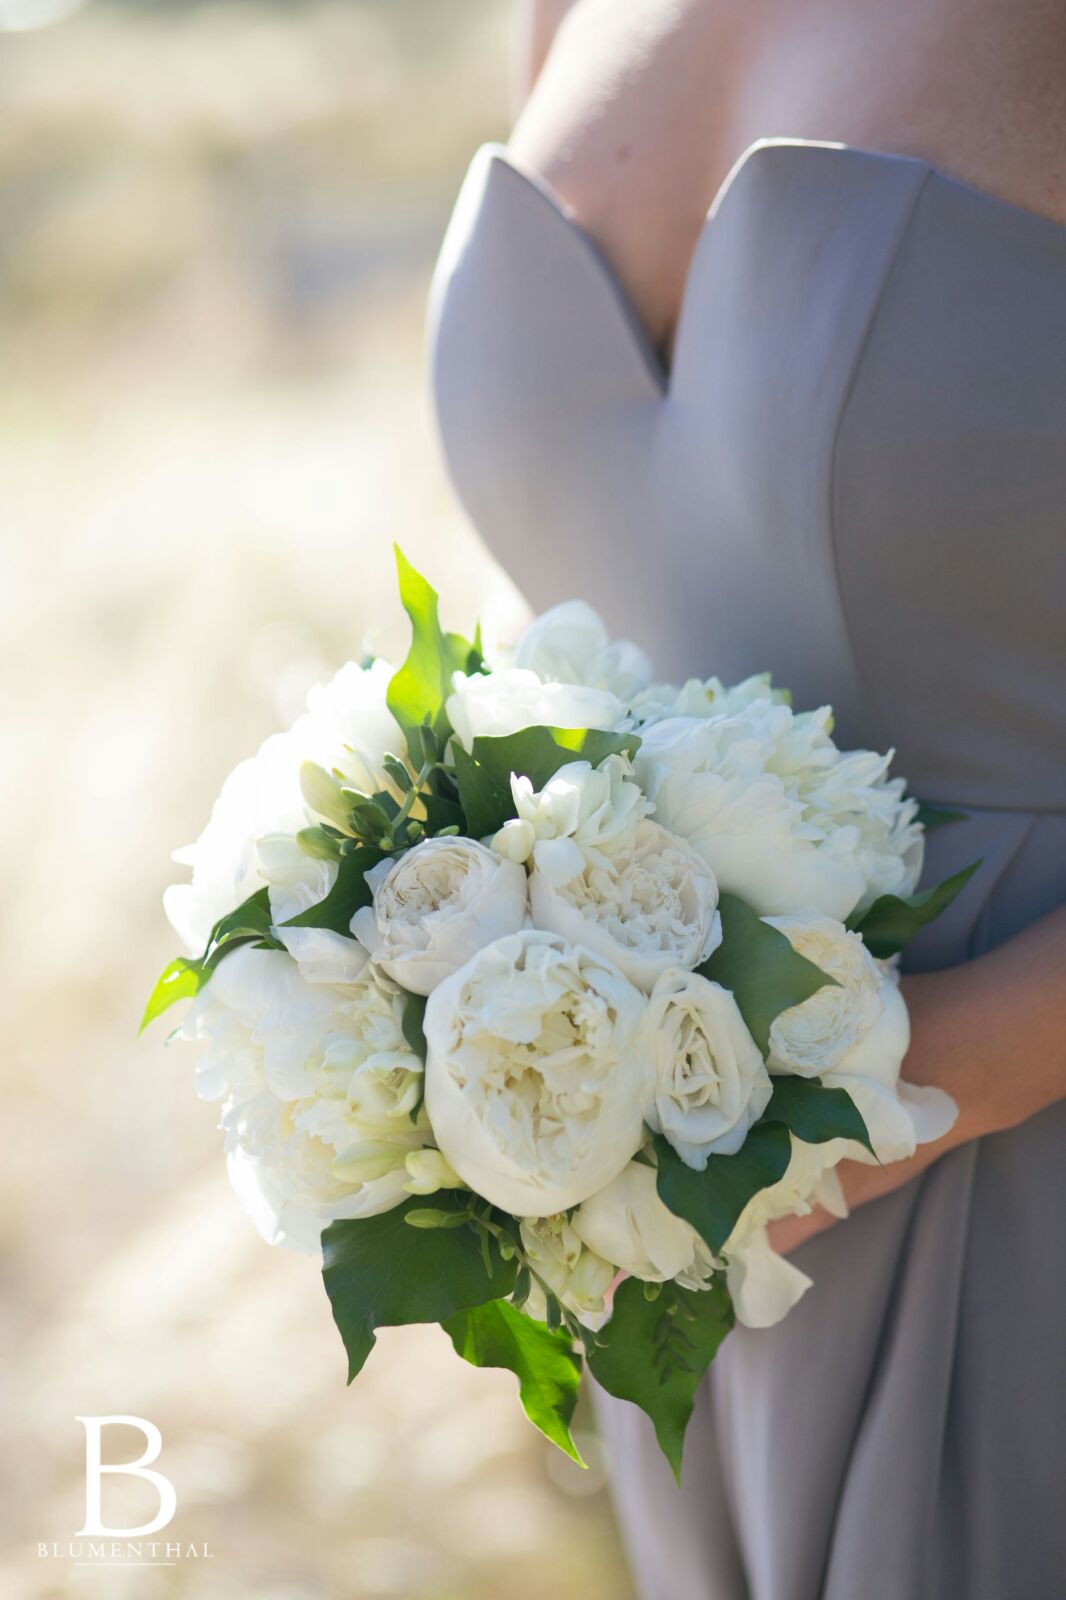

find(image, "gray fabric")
[427,137,1066,1599]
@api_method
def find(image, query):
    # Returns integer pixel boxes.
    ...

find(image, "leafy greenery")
[589,1277,734,1483]
[699,893,839,1056]
[451,742,513,839]
[451,725,642,840]
[386,546,482,746]
[764,1075,873,1155]
[322,1193,516,1382]
[443,1298,584,1463]
[140,886,283,1032]
[915,801,969,831]
[653,1125,791,1256]
[846,861,980,959]
[281,845,386,933]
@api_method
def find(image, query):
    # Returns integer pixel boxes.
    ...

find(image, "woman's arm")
[769,901,1066,1254]
[512,0,579,112]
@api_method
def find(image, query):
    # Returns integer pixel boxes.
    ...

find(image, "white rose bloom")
[164,659,399,954]
[493,754,651,869]
[766,914,958,1163]
[529,818,722,993]
[635,701,922,920]
[722,1135,849,1328]
[512,600,652,702]
[572,1160,717,1290]
[519,1214,616,1329]
[446,667,623,752]
[643,969,772,1165]
[180,950,432,1250]
[350,837,528,996]
[423,929,652,1216]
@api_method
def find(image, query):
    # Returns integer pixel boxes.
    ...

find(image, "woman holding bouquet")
[428,2,1066,1595]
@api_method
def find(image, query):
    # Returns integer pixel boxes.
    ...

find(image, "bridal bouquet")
[145,551,972,1477]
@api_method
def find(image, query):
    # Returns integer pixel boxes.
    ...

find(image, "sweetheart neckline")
[482,136,1066,393]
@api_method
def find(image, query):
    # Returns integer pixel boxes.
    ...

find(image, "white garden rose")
[423,929,652,1216]
[446,666,623,751]
[519,1214,616,1329]
[643,969,772,1165]
[634,702,922,921]
[529,818,722,993]
[512,600,652,702]
[492,754,651,869]
[721,1135,849,1328]
[164,659,399,954]
[572,1160,717,1290]
[180,949,433,1250]
[766,913,958,1163]
[350,837,528,996]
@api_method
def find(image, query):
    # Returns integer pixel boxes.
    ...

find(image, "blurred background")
[0,2,636,1595]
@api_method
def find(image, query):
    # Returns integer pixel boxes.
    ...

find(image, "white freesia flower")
[529,818,722,993]
[351,837,528,996]
[635,701,922,920]
[446,667,623,752]
[423,929,652,1216]
[766,914,958,1163]
[180,949,432,1249]
[643,969,771,1165]
[493,754,651,869]
[164,659,399,954]
[512,600,652,702]
[572,1160,717,1290]
[519,1214,616,1329]
[403,1148,464,1195]
[721,1135,849,1328]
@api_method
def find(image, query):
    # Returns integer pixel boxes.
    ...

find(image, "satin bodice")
[428,138,1066,817]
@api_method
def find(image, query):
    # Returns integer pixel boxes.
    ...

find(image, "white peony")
[572,1159,717,1290]
[351,837,528,996]
[643,969,772,1165]
[528,818,722,993]
[423,929,652,1216]
[519,1214,616,1329]
[721,1135,849,1328]
[766,913,958,1164]
[635,701,923,921]
[164,659,400,954]
[492,754,651,869]
[179,948,433,1250]
[512,600,652,702]
[446,667,623,752]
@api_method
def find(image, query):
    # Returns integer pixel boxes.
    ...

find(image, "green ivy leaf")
[140,957,202,1032]
[386,547,480,743]
[846,860,981,958]
[589,1277,734,1483]
[322,1193,516,1382]
[443,1299,584,1463]
[653,1126,791,1256]
[699,893,839,1057]
[915,802,969,831]
[764,1076,873,1155]
[141,886,283,1032]
[472,726,641,796]
[451,744,513,839]
[281,845,387,934]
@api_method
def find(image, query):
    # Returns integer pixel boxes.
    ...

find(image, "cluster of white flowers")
[163,592,955,1340]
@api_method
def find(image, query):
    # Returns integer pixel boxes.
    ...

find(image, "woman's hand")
[768,902,1066,1255]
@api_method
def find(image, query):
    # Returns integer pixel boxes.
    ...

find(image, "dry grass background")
[0,3,635,1595]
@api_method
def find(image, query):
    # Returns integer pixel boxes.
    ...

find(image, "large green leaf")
[443,1299,584,1463]
[471,726,640,796]
[699,893,839,1057]
[764,1076,873,1155]
[141,886,282,1032]
[386,547,481,741]
[846,861,980,959]
[653,1125,791,1256]
[322,1194,516,1382]
[281,845,386,933]
[589,1277,734,1483]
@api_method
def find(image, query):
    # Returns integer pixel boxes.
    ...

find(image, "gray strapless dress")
[427,138,1066,1600]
